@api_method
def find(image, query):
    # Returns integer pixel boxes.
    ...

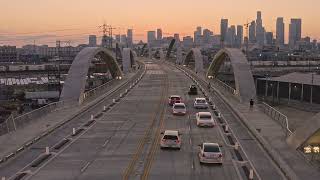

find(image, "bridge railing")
[0,100,69,136]
[260,102,293,137]
[212,78,237,97]
[82,79,117,104]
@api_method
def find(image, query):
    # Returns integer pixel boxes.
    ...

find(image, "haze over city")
[1,0,320,46]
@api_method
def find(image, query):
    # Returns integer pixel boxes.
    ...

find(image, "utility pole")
[109,26,116,49]
[99,23,116,49]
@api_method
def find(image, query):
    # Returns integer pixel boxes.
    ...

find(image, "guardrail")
[0,100,68,136]
[260,102,293,137]
[212,78,237,96]
[82,79,116,103]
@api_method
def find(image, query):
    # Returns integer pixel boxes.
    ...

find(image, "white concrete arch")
[60,47,122,104]
[207,48,256,102]
[122,48,136,73]
[183,48,204,74]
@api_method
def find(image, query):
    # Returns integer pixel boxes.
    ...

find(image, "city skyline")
[1,0,319,46]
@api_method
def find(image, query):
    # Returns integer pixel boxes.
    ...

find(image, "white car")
[196,112,216,127]
[172,103,187,115]
[193,98,208,109]
[160,130,181,149]
[198,143,223,164]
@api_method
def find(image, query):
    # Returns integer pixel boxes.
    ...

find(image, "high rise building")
[120,35,127,45]
[147,31,156,46]
[220,19,228,43]
[194,26,202,46]
[174,33,180,42]
[203,29,213,44]
[127,29,133,47]
[182,36,194,48]
[289,18,302,48]
[236,25,243,47]
[157,29,162,40]
[265,32,273,45]
[88,35,97,47]
[226,25,236,47]
[276,17,285,46]
[249,21,256,43]
[256,11,265,45]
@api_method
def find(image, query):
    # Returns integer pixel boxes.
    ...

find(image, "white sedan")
[198,143,223,164]
[172,103,187,115]
[196,112,216,127]
[160,130,181,149]
[193,98,208,109]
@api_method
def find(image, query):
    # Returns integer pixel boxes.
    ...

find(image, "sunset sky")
[0,0,319,47]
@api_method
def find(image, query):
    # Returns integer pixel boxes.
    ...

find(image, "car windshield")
[203,145,220,152]
[171,97,181,100]
[163,135,178,140]
[196,99,206,103]
[174,105,185,109]
[200,114,211,119]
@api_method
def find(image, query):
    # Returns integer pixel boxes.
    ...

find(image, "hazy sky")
[1,0,319,46]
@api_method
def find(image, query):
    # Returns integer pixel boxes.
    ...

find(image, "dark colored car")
[169,95,182,106]
[188,85,198,95]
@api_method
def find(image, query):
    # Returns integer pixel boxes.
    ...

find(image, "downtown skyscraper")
[289,18,302,48]
[220,19,228,44]
[249,21,256,43]
[256,11,265,46]
[276,17,285,46]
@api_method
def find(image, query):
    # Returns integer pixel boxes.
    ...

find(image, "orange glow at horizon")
[1,0,320,46]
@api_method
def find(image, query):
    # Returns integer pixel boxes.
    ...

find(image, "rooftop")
[259,72,320,86]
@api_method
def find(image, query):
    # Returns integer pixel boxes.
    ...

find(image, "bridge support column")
[264,80,268,97]
[288,82,291,103]
[276,81,280,101]
[300,84,304,101]
[310,86,313,104]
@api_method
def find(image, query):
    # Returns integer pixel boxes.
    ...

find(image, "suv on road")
[188,85,198,95]
[160,130,181,149]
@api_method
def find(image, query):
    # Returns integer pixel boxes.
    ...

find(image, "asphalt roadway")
[0,59,285,180]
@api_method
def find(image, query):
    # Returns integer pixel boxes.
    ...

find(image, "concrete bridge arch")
[60,47,122,104]
[183,48,204,74]
[207,48,256,102]
[122,48,136,73]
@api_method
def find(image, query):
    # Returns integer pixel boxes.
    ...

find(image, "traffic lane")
[214,96,285,180]
[0,83,137,179]
[147,70,193,180]
[78,72,167,179]
[31,73,165,180]
[148,67,239,180]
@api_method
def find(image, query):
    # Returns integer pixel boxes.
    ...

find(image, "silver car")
[198,143,223,164]
[172,103,187,115]
[193,98,208,109]
[160,130,181,149]
[196,112,216,127]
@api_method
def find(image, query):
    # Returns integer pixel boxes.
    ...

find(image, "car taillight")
[176,140,180,143]
[202,154,205,157]
[218,154,222,158]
